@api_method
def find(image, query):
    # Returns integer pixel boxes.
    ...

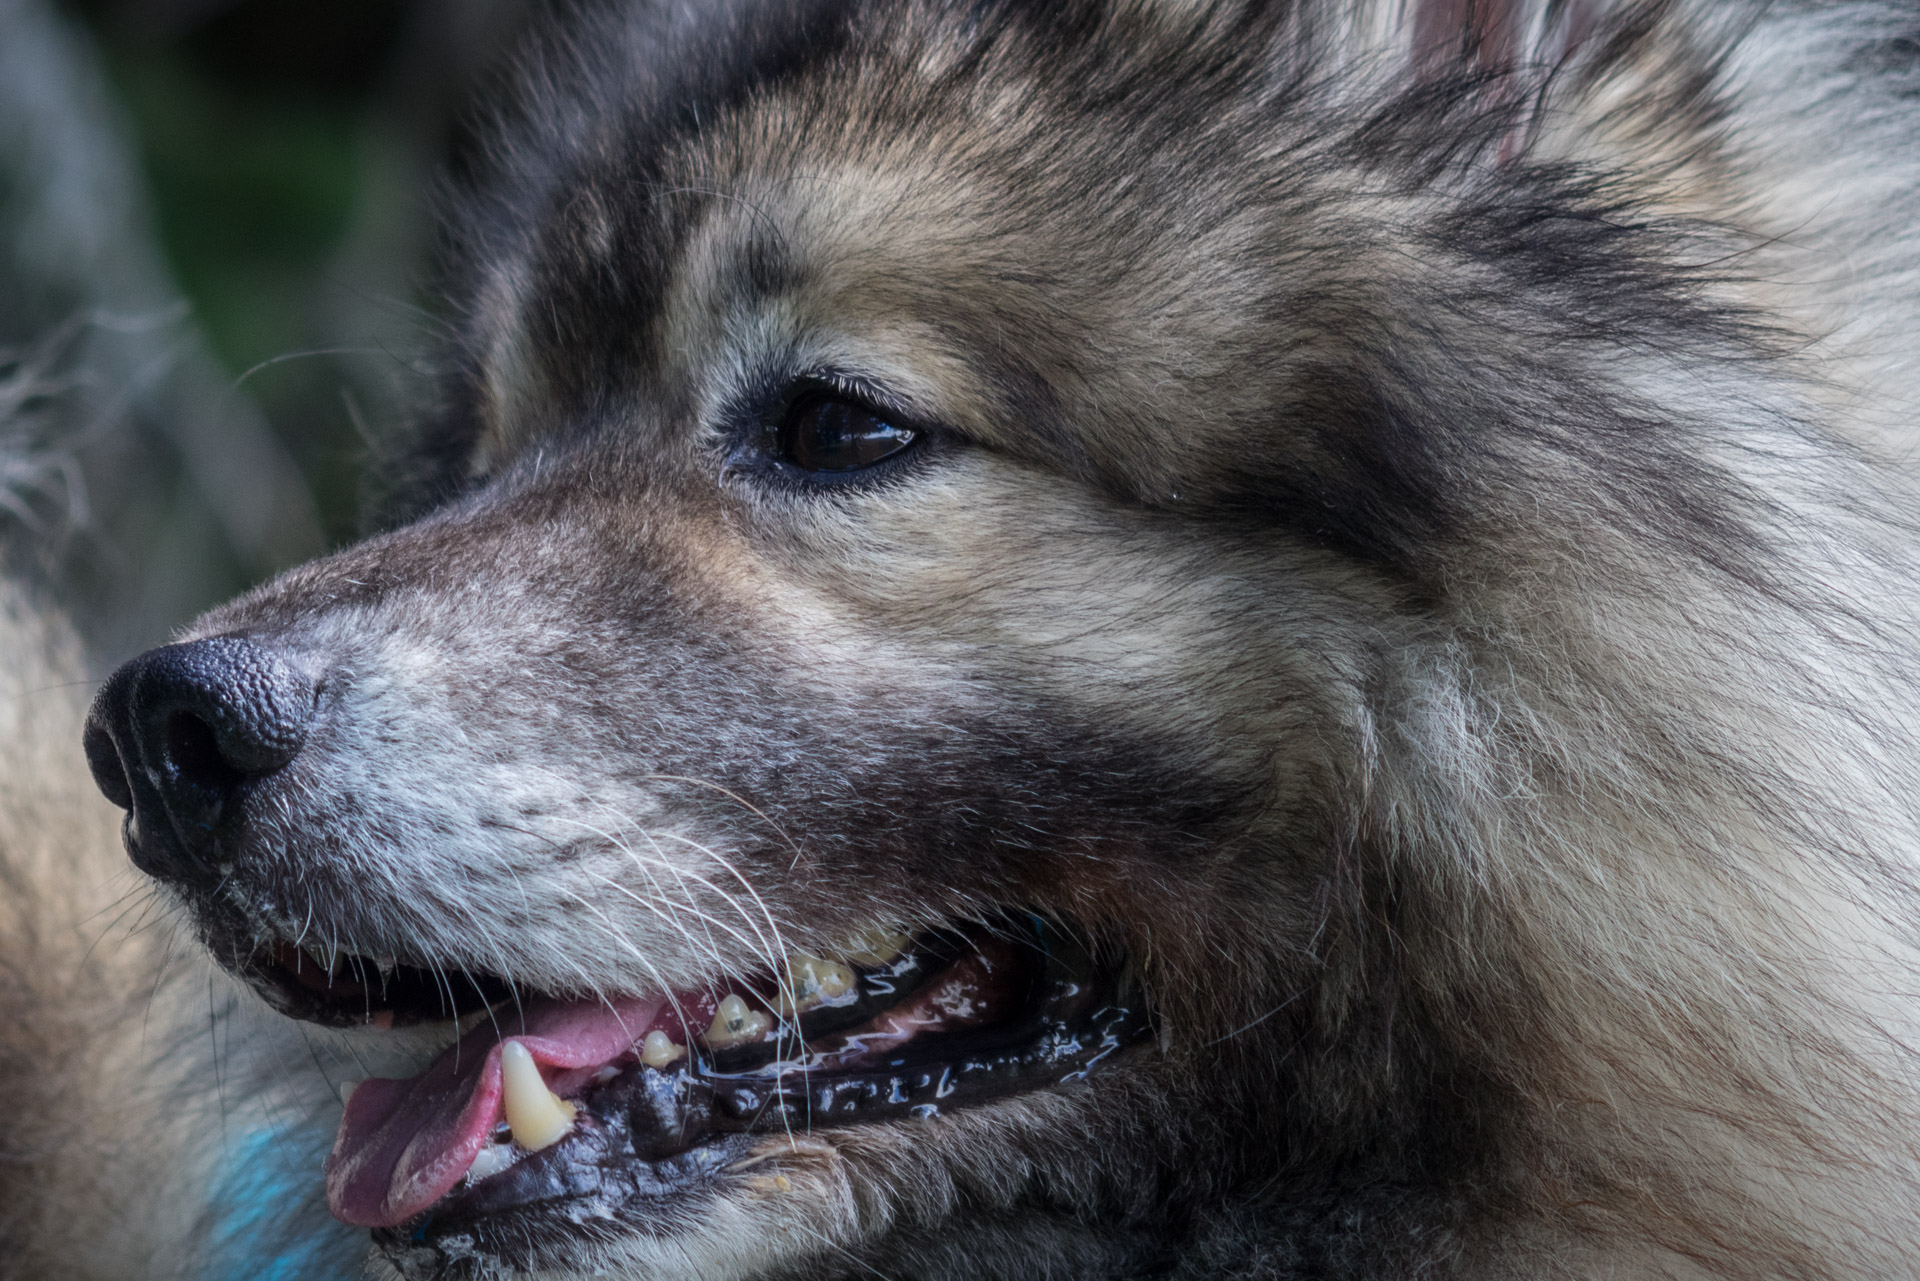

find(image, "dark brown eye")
[778,396,917,472]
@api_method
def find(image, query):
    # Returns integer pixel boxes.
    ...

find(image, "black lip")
[247,941,518,1028]
[371,921,1152,1279]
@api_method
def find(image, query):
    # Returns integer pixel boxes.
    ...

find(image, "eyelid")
[794,373,911,422]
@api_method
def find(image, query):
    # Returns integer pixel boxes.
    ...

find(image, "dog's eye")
[778,396,917,472]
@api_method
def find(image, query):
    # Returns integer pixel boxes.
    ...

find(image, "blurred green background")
[2,0,525,660]
[68,0,407,545]
[68,0,448,547]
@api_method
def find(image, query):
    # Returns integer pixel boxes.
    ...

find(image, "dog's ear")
[1410,0,1522,76]
[1402,0,1617,161]
[1408,0,1609,76]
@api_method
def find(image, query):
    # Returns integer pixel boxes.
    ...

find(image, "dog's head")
[82,0,1759,1275]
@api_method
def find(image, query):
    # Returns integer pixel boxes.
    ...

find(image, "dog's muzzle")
[84,636,316,884]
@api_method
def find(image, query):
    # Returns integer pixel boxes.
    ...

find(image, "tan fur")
[0,581,205,1280]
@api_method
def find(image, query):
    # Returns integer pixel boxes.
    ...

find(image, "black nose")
[84,636,315,881]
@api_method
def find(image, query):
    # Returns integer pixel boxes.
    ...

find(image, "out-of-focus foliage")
[1,0,321,662]
[70,0,419,551]
[0,0,523,662]
[100,47,371,536]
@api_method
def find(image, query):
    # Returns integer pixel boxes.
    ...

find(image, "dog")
[19,0,1920,1276]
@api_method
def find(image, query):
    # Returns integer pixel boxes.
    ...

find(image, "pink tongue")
[325,994,667,1228]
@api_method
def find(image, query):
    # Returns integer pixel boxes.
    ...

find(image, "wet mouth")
[239,917,1150,1274]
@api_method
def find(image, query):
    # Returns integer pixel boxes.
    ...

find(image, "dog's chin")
[203,908,1152,1277]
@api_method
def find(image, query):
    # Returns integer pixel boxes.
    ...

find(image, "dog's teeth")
[706,994,773,1049]
[641,1029,686,1067]
[373,955,397,975]
[841,925,911,967]
[500,1041,575,1151]
[465,1141,514,1184]
[779,954,856,1017]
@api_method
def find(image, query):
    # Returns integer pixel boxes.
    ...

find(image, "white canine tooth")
[705,994,773,1049]
[500,1041,576,1151]
[841,925,911,968]
[641,1030,686,1068]
[779,954,857,1017]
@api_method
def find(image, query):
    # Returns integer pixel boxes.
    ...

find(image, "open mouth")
[238,917,1151,1272]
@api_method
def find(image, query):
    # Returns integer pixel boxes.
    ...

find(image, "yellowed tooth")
[705,994,773,1049]
[500,1040,575,1151]
[640,1029,686,1068]
[779,954,857,1017]
[841,925,911,968]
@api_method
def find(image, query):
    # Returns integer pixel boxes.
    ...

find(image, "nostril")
[83,716,133,811]
[86,635,317,880]
[165,710,244,797]
[134,638,317,785]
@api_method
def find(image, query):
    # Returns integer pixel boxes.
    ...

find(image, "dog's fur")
[11,0,1920,1276]
[0,580,204,1280]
